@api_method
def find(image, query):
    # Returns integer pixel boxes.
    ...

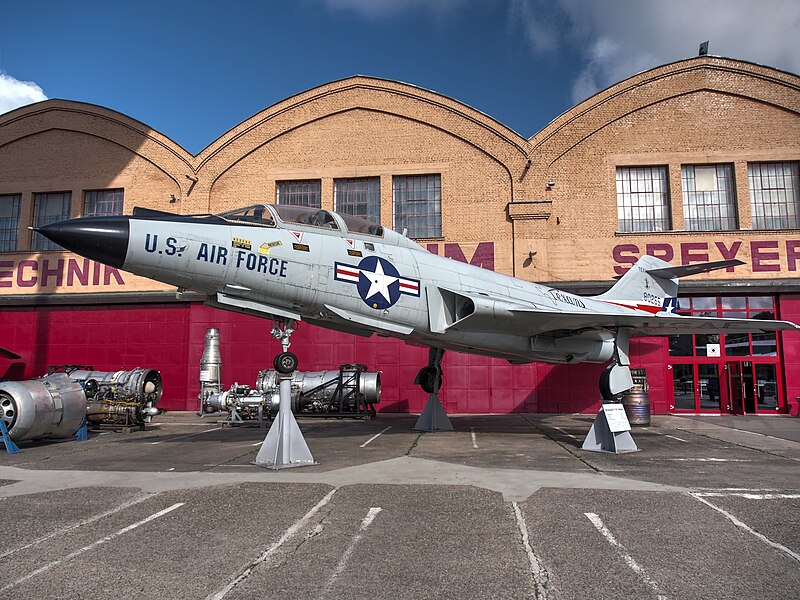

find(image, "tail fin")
[594,257,743,313]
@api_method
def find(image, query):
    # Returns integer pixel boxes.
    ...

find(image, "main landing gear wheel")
[274,351,299,374]
[417,366,443,394]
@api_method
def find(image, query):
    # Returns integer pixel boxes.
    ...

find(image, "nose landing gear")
[254,318,316,469]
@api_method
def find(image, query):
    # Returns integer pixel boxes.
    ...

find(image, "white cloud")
[512,0,800,103]
[0,71,48,114]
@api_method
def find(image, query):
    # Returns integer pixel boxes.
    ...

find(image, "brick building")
[1,56,799,415]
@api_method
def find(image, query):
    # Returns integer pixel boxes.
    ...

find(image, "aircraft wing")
[429,286,798,337]
[509,307,799,337]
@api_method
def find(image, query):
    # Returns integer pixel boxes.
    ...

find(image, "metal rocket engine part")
[198,328,222,406]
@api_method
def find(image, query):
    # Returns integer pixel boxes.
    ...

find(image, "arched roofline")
[209,105,516,194]
[530,56,800,154]
[196,75,530,169]
[0,99,194,170]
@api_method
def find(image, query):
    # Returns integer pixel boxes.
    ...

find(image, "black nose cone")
[35,216,130,269]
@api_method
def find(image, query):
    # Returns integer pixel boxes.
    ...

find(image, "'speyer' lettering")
[613,239,800,275]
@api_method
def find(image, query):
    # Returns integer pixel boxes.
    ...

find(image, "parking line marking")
[689,493,800,564]
[470,428,478,449]
[360,426,392,448]
[0,502,184,593]
[512,502,550,600]
[150,427,222,444]
[584,513,669,600]
[553,426,579,441]
[694,492,800,499]
[664,434,688,442]
[320,507,382,599]
[207,489,337,600]
[668,458,750,462]
[0,493,156,560]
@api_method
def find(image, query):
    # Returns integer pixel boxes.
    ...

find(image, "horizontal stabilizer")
[647,259,744,278]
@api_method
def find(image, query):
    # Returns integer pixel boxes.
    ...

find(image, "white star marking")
[364,260,398,302]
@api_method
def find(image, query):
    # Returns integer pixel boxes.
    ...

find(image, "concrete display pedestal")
[413,391,453,432]
[582,403,638,453]
[254,376,316,469]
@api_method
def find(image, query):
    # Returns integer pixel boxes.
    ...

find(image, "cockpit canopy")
[217,204,384,237]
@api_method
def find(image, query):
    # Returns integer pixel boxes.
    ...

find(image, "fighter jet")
[35,204,799,403]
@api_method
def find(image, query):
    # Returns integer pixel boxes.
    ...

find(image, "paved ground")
[1,411,799,599]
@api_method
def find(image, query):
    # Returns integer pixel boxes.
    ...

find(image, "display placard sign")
[707,343,721,357]
[603,404,631,432]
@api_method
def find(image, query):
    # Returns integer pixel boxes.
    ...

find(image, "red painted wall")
[778,295,800,414]
[3,301,785,414]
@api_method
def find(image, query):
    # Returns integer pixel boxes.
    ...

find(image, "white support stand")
[582,403,638,453]
[254,376,316,469]
[414,390,453,432]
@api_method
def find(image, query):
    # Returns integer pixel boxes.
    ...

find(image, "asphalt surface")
[1,411,799,599]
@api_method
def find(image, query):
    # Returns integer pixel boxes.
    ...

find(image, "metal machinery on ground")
[0,367,163,442]
[0,373,87,442]
[198,328,222,406]
[60,367,163,427]
[203,363,380,423]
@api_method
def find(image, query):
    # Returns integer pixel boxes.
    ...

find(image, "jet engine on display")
[0,374,87,442]
[0,368,163,442]
[65,368,163,426]
[203,364,380,421]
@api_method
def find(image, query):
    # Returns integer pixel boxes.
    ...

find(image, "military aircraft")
[36,203,799,405]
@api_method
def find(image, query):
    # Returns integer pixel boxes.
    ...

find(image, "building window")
[334,177,380,224]
[748,162,800,230]
[393,174,441,239]
[0,194,21,252]
[616,166,670,233]
[32,192,71,251]
[276,180,321,208]
[84,189,124,217]
[681,164,738,231]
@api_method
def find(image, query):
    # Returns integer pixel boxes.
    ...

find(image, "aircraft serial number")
[642,291,661,305]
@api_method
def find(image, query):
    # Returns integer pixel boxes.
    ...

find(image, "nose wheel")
[270,318,299,374]
[274,351,299,374]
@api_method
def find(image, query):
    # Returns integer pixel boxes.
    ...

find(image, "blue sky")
[1,0,798,155]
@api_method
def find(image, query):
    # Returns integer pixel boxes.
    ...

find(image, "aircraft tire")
[418,366,443,394]
[599,366,622,402]
[274,352,299,374]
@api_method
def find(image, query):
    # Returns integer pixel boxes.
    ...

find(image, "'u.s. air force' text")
[144,234,287,277]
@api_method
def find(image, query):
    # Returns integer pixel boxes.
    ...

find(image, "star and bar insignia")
[334,255,420,309]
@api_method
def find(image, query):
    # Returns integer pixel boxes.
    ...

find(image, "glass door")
[671,363,723,412]
[727,361,744,415]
